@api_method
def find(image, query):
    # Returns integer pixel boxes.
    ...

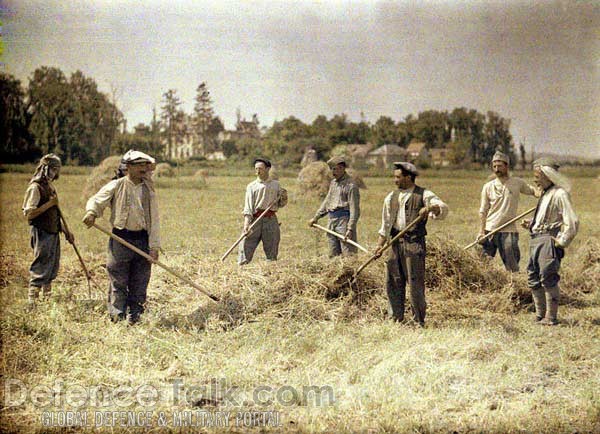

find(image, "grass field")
[1,168,599,433]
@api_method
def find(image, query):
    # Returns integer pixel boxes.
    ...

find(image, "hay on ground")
[347,168,367,189]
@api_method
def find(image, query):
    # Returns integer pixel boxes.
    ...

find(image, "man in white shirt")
[374,162,448,326]
[238,158,287,265]
[522,158,578,325]
[83,150,160,324]
[478,151,536,272]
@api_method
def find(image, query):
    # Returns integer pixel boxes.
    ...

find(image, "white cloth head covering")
[122,150,155,164]
[533,158,571,193]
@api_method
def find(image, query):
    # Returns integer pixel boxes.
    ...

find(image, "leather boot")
[531,287,546,322]
[540,286,560,326]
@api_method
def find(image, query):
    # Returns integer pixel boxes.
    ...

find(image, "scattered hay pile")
[82,155,121,200]
[297,162,367,198]
[565,238,600,294]
[154,162,174,178]
[268,167,279,180]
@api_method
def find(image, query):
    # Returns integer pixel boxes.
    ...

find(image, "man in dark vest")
[22,153,74,307]
[373,162,448,326]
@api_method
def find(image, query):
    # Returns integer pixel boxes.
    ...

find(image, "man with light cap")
[478,150,537,272]
[83,150,160,324]
[521,157,578,325]
[22,153,74,307]
[308,156,360,257]
[373,162,448,326]
[238,158,288,265]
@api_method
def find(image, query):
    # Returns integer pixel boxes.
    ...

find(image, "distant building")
[430,148,450,167]
[218,114,261,143]
[367,144,408,168]
[406,141,428,162]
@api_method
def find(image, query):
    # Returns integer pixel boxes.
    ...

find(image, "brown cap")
[326,156,347,168]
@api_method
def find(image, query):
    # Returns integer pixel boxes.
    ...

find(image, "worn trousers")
[29,226,60,287]
[385,237,427,324]
[327,216,357,257]
[238,216,280,265]
[106,231,151,321]
[482,231,520,272]
[527,233,563,289]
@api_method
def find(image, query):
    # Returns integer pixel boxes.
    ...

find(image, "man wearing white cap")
[238,157,288,265]
[83,150,160,324]
[478,150,537,272]
[521,158,578,325]
[308,156,360,257]
[374,162,448,326]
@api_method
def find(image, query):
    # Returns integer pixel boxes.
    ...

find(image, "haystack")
[347,168,367,189]
[154,162,174,178]
[193,169,209,185]
[268,167,279,180]
[82,155,122,200]
[297,161,331,197]
[297,162,367,198]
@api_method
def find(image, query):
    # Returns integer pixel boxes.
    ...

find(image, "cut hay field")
[1,169,599,433]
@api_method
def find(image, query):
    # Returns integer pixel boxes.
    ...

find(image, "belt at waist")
[112,227,148,240]
[253,209,277,218]
[390,227,424,243]
[328,209,350,218]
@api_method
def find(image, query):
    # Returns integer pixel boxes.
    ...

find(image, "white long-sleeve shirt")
[531,185,578,248]
[378,186,448,237]
[243,178,287,216]
[86,177,161,250]
[480,177,536,232]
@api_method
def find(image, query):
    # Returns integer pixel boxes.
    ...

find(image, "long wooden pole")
[463,206,536,250]
[92,223,219,302]
[353,214,426,280]
[310,223,369,253]
[220,198,278,262]
[58,209,95,297]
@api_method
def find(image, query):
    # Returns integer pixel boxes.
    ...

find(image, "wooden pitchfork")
[463,206,536,250]
[92,223,219,302]
[352,213,427,284]
[310,222,369,253]
[220,197,279,262]
[58,208,98,298]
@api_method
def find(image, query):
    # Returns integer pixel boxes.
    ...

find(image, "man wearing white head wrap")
[478,150,537,272]
[22,154,74,307]
[83,150,160,324]
[521,158,579,325]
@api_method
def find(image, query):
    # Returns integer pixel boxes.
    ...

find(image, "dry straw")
[82,155,122,200]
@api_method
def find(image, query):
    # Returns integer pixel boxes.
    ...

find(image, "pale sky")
[2,0,599,158]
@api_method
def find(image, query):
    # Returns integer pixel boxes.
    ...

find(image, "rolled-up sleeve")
[424,189,449,220]
[556,190,579,248]
[479,183,490,216]
[378,193,394,237]
[22,184,41,215]
[242,185,255,216]
[85,180,117,218]
[347,184,360,231]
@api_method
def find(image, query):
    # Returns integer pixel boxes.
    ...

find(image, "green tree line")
[1,67,515,165]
